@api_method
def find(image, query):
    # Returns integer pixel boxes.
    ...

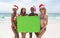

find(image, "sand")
[0,19,60,38]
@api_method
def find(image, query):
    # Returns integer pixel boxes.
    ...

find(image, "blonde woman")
[38,4,48,38]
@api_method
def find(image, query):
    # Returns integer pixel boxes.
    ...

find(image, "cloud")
[0,0,34,13]
[0,2,12,13]
[0,0,60,13]
[36,0,60,13]
[47,4,60,13]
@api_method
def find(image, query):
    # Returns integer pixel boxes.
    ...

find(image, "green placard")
[17,16,40,32]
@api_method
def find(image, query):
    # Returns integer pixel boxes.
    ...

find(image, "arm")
[43,15,48,28]
[40,15,48,31]
[11,14,16,29]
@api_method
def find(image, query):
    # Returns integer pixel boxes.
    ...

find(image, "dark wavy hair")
[20,8,26,16]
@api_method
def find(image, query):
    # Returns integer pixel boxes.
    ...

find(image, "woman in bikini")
[38,4,48,38]
[29,7,39,38]
[19,8,28,38]
[11,5,19,38]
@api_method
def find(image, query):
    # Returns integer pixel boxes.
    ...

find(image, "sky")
[0,0,60,13]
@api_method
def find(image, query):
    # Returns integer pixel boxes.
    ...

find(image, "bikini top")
[40,15,45,20]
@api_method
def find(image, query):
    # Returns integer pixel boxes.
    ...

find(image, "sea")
[0,13,60,22]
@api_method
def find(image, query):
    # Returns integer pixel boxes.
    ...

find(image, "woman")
[11,5,19,38]
[29,7,39,38]
[19,8,28,38]
[20,8,28,16]
[38,4,48,38]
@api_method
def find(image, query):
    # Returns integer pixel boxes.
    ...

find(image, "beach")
[0,0,60,38]
[0,14,60,38]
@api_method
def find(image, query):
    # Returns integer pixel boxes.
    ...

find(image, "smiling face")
[30,7,34,13]
[22,8,26,14]
[39,8,46,15]
[21,8,26,14]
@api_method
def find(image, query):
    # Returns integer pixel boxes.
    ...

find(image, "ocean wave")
[0,17,11,22]
[55,17,60,19]
[48,16,60,20]
[0,16,60,21]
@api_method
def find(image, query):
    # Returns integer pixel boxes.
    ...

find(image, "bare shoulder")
[16,14,22,16]
[46,15,48,17]
[34,13,38,16]
[45,14,48,19]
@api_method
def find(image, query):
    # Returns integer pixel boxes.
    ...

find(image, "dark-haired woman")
[29,7,39,38]
[19,8,28,38]
[11,5,19,38]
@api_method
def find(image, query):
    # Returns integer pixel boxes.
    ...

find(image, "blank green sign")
[17,16,40,32]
